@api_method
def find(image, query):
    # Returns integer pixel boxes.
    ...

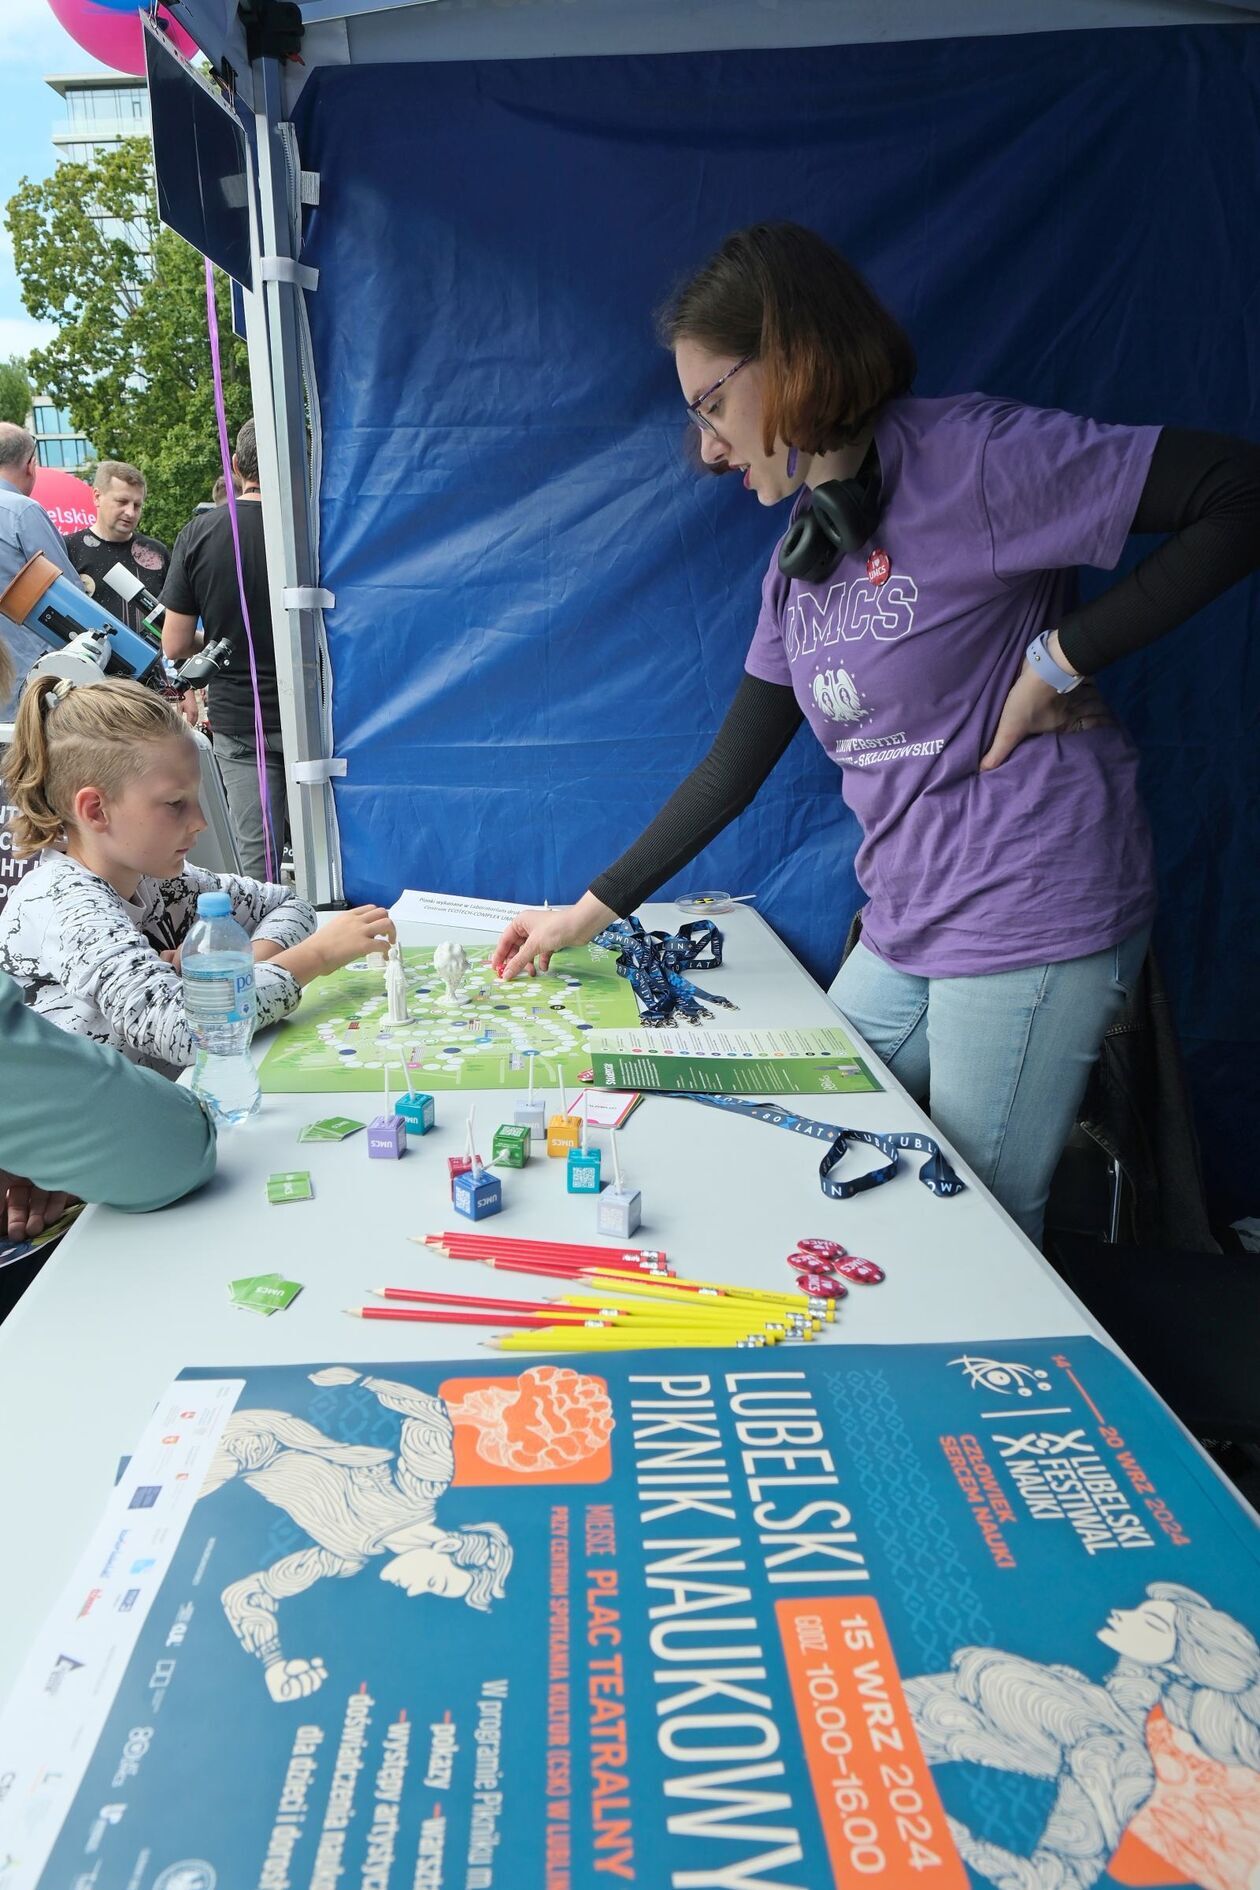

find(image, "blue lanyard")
[593,916,736,1027]
[665,1093,965,1201]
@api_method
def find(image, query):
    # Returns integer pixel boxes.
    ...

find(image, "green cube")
[493,1123,531,1169]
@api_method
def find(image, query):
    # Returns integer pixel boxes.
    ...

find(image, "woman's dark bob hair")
[659,223,916,458]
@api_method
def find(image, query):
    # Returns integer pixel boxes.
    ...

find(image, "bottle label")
[185,968,254,1027]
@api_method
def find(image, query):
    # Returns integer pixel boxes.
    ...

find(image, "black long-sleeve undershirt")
[589,427,1260,918]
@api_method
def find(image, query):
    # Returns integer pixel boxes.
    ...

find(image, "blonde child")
[0,676,391,1072]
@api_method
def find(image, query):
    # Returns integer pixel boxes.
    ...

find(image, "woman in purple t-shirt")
[493,224,1260,1245]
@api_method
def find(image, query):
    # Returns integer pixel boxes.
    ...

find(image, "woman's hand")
[492,893,618,980]
[979,661,1111,773]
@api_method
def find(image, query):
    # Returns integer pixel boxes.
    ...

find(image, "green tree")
[0,355,32,426]
[5,138,252,544]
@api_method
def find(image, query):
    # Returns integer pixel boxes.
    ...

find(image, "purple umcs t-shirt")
[745,393,1162,977]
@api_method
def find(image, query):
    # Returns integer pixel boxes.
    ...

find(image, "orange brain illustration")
[448,1366,614,1472]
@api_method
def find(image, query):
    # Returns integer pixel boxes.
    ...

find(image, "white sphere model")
[433,940,469,1005]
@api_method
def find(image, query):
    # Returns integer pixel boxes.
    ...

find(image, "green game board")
[257,944,642,1093]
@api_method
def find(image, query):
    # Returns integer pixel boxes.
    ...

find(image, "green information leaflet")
[588,1022,881,1094]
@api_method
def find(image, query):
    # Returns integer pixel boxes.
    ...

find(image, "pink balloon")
[32,467,96,537]
[46,0,197,75]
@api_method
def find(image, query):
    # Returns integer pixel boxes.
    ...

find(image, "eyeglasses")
[686,355,753,436]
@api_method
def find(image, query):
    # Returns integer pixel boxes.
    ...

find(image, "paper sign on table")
[388,889,542,931]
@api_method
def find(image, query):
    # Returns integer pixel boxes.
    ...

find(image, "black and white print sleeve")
[0,854,304,1070]
[33,866,221,1069]
[176,862,317,950]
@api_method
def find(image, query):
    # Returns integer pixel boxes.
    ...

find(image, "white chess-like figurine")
[433,940,469,1006]
[385,941,410,1025]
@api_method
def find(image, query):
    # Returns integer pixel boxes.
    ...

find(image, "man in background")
[63,459,169,636]
[0,422,83,714]
[160,419,286,878]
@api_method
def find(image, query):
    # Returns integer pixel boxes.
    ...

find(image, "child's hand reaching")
[273,906,395,986]
[312,906,395,972]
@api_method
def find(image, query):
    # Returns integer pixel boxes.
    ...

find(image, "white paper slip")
[0,1377,247,1890]
[389,889,542,931]
[562,1088,641,1129]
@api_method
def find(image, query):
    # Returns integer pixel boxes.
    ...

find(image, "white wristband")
[1026,630,1082,694]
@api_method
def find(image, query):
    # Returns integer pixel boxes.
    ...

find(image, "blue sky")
[0,0,120,365]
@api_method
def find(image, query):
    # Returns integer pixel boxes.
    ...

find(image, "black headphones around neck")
[777,442,883,583]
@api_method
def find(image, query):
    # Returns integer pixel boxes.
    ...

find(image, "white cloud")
[0,315,56,362]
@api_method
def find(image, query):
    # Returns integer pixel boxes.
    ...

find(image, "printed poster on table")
[1,1337,1258,1890]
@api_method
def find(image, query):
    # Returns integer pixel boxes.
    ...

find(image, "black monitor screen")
[144,20,253,289]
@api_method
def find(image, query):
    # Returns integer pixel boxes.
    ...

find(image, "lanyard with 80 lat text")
[663,1093,966,1201]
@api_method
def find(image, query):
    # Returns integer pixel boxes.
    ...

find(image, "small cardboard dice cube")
[395,1090,435,1135]
[596,1184,641,1238]
[447,1154,473,1199]
[367,1113,407,1160]
[566,1147,602,1194]
[493,1123,531,1169]
[514,1099,546,1143]
[453,1164,502,1221]
[546,1113,582,1158]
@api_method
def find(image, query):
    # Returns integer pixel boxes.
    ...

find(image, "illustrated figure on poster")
[906,1582,1260,1890]
[433,940,469,1005]
[197,1368,513,1703]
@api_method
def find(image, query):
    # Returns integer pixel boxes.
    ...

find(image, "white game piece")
[385,941,410,1025]
[433,940,470,1005]
[514,1050,546,1142]
[366,950,387,970]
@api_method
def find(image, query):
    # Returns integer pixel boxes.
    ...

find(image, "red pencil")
[346,1305,601,1329]
[372,1286,561,1315]
[428,1246,666,1279]
[425,1232,668,1266]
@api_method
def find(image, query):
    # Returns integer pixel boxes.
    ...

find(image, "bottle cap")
[197,890,232,917]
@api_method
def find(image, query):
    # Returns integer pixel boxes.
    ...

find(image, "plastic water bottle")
[182,889,260,1123]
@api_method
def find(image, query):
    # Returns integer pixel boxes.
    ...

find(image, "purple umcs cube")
[367,1113,407,1160]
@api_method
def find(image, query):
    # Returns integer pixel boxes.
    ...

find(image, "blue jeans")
[827,930,1151,1245]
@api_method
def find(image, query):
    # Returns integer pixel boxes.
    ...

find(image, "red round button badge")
[833,1256,886,1286]
[796,1237,846,1261]
[795,1272,848,1300]
[867,547,891,585]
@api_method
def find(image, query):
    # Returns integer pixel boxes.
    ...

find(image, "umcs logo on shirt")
[787,575,918,659]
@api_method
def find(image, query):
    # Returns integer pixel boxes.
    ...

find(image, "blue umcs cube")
[367,1113,407,1160]
[395,1090,436,1135]
[453,1167,503,1221]
[567,1148,602,1195]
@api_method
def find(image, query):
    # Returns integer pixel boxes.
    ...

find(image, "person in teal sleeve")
[0,969,217,1242]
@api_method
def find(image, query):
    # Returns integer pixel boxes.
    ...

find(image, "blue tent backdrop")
[295,23,1259,1221]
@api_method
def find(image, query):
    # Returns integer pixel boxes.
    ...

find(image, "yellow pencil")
[576,1270,830,1323]
[485,1326,772,1351]
[584,1266,825,1310]
[553,1295,811,1341]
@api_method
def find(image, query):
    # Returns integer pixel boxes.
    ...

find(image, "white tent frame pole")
[240,53,343,905]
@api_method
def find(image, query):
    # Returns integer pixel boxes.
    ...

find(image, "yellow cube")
[546,1113,582,1158]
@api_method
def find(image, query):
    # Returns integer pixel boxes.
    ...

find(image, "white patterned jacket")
[0,849,315,1072]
